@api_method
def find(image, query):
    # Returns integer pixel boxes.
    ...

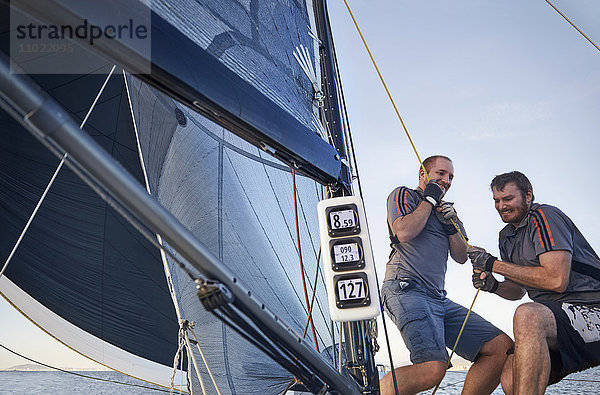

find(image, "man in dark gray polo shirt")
[468,171,600,394]
[380,155,512,395]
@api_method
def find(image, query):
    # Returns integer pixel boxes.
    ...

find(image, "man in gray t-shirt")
[468,171,600,394]
[379,155,512,395]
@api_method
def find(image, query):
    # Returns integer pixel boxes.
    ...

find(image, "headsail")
[1,0,357,392]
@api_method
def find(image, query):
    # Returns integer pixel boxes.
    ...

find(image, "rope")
[181,328,206,395]
[339,2,479,393]
[170,325,190,395]
[283,246,324,392]
[292,168,320,352]
[545,0,600,53]
[432,289,480,394]
[341,0,428,180]
[338,321,343,373]
[0,342,173,393]
[188,326,223,395]
[302,248,322,339]
[0,65,117,279]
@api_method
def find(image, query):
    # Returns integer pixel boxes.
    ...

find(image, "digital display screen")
[329,209,355,230]
[333,242,360,264]
[336,278,367,301]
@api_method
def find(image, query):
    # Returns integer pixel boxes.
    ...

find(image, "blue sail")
[0,0,346,392]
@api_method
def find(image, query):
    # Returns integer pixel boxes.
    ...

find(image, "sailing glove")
[423,180,444,206]
[472,270,499,293]
[467,246,497,272]
[435,202,459,235]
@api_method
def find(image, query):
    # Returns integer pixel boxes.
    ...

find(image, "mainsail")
[0,0,357,393]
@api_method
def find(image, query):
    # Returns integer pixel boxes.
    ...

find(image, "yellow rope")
[432,289,480,394]
[341,0,429,181]
[545,0,600,53]
[340,2,478,393]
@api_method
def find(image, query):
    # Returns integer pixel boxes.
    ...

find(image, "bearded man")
[468,171,600,394]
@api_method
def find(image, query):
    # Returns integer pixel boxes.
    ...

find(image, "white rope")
[0,65,117,279]
[170,325,188,395]
[181,325,207,395]
[189,325,222,395]
[311,113,328,140]
[306,25,322,45]
[293,44,324,105]
[123,72,201,394]
[338,321,343,373]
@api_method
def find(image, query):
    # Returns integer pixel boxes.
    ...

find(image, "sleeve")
[529,205,574,256]
[387,187,419,226]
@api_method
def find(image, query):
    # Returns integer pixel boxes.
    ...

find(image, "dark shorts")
[538,300,600,385]
[381,279,504,364]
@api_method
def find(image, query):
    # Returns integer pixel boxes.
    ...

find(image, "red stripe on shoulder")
[537,208,555,247]
[532,216,546,249]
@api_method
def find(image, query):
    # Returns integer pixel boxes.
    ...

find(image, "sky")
[325,0,600,366]
[1,0,600,374]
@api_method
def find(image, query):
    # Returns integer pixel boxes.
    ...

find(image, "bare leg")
[462,333,513,395]
[501,354,514,395]
[512,303,557,395]
[380,360,446,395]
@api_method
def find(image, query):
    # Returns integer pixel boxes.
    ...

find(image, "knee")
[480,333,513,358]
[513,303,550,338]
[421,362,446,388]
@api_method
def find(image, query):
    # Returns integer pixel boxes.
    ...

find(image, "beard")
[499,198,529,225]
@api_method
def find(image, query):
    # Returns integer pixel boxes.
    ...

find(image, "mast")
[314,0,379,392]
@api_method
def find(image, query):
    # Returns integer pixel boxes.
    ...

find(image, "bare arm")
[449,232,467,263]
[493,250,572,292]
[391,201,433,242]
[494,277,527,300]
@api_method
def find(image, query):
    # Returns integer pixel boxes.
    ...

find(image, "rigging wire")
[327,10,398,389]
[0,65,117,279]
[0,342,175,393]
[545,0,600,53]
[258,151,331,328]
[188,327,223,395]
[292,168,320,352]
[282,247,324,393]
[2,70,341,393]
[340,1,477,393]
[123,72,221,394]
[224,150,328,344]
[302,248,322,339]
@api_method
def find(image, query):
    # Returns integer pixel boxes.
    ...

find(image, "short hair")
[422,155,452,174]
[490,171,534,201]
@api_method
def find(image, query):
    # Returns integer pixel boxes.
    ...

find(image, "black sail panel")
[0,73,180,369]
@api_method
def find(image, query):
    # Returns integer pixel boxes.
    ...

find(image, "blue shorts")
[381,278,503,364]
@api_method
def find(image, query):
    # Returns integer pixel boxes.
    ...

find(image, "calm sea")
[0,367,599,394]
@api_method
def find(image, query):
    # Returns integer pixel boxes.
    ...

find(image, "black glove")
[467,246,497,272]
[472,271,498,292]
[423,180,444,206]
[435,202,458,235]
